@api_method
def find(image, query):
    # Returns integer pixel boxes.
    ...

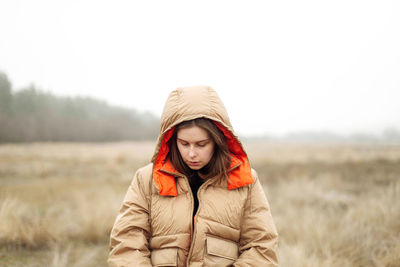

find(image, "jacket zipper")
[184,175,195,267]
[186,178,213,266]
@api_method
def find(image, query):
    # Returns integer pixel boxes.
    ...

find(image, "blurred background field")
[1,142,399,267]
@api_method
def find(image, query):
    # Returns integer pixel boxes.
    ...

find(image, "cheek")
[176,144,186,157]
[204,145,215,161]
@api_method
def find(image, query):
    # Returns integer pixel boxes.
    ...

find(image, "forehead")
[177,126,210,141]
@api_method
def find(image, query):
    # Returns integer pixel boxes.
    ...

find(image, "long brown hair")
[167,118,231,180]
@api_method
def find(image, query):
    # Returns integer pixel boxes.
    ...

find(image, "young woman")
[108,86,278,267]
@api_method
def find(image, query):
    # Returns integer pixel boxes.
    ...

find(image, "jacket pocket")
[204,235,239,267]
[151,247,178,267]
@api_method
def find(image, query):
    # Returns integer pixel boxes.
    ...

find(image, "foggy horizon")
[2,73,399,141]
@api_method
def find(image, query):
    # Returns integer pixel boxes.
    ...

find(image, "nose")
[188,146,197,158]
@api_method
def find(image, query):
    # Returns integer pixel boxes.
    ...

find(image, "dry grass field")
[0,142,399,266]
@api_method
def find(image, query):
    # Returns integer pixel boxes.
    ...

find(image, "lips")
[188,161,200,166]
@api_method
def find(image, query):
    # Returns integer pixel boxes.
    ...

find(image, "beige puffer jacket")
[108,86,278,267]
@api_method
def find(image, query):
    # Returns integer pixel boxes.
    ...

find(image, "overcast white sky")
[0,0,399,136]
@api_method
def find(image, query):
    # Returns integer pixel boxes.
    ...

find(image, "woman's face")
[176,125,215,170]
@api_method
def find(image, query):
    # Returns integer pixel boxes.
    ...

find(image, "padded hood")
[151,86,254,196]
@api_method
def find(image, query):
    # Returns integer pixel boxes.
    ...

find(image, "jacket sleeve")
[233,170,279,267]
[108,168,152,267]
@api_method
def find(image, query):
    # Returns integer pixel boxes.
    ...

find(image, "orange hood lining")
[153,121,254,196]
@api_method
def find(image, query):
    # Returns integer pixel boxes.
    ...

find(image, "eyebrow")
[177,138,210,143]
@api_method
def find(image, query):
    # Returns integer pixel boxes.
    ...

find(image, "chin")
[188,165,202,170]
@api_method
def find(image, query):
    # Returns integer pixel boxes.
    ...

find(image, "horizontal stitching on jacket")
[151,233,190,238]
[196,215,240,231]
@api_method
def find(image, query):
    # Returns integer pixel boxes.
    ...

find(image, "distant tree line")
[0,72,160,142]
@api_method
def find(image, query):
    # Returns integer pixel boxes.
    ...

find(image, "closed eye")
[197,141,209,147]
[177,139,189,146]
